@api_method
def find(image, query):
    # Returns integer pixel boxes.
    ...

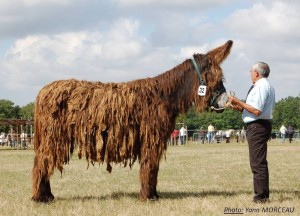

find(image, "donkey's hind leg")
[139,151,160,201]
[32,156,54,202]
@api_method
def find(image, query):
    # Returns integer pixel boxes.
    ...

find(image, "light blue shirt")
[242,78,275,123]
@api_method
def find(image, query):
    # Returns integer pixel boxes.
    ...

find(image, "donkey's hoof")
[149,196,160,201]
[32,194,54,203]
[139,194,160,201]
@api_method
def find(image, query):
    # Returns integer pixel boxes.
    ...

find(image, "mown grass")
[0,140,299,216]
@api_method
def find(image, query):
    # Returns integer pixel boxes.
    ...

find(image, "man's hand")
[228,96,239,105]
[226,96,244,112]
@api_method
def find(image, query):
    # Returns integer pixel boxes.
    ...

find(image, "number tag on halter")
[198,85,207,96]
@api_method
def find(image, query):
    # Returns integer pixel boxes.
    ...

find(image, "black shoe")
[253,197,269,204]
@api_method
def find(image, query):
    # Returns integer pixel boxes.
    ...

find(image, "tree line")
[0,95,299,132]
[0,100,34,120]
[175,95,299,132]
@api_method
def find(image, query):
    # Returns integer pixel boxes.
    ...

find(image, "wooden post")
[17,125,20,150]
[30,124,33,146]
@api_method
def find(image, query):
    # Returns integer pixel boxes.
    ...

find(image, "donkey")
[32,40,233,202]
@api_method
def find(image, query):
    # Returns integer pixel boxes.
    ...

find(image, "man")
[171,129,179,145]
[279,124,287,143]
[199,127,206,144]
[228,62,275,203]
[287,125,294,143]
[225,130,231,143]
[240,127,246,143]
[207,124,215,144]
[0,132,6,146]
[20,131,27,149]
[179,126,187,145]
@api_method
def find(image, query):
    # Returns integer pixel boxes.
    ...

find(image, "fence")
[190,130,299,144]
[0,119,34,149]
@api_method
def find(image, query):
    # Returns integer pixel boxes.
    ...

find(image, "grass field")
[0,140,299,216]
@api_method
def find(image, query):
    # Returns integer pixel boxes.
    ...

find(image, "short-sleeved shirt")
[179,127,186,136]
[242,78,275,124]
[280,126,287,134]
[207,125,214,132]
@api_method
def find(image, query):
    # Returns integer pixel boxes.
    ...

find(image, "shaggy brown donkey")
[32,40,233,202]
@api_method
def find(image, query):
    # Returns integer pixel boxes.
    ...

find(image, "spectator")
[225,130,231,143]
[236,131,241,143]
[279,124,287,143]
[215,130,222,143]
[240,128,246,143]
[7,134,12,147]
[207,124,215,144]
[171,129,179,145]
[199,127,206,144]
[12,134,18,149]
[20,132,27,149]
[0,132,6,146]
[287,125,294,144]
[179,126,187,145]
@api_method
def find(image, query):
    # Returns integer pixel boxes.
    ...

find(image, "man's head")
[250,62,270,83]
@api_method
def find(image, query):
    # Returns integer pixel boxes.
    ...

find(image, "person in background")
[207,124,215,144]
[215,130,222,143]
[236,130,241,143]
[240,127,246,143]
[7,134,12,147]
[0,132,6,146]
[199,127,206,144]
[171,129,179,145]
[20,131,27,149]
[279,124,287,143]
[287,125,294,143]
[179,126,187,145]
[227,62,275,203]
[225,130,231,143]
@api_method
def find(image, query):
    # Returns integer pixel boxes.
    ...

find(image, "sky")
[0,0,299,106]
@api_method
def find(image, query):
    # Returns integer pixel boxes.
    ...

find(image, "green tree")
[176,95,299,132]
[213,108,244,130]
[273,96,300,130]
[176,106,244,131]
[19,102,34,120]
[0,99,16,119]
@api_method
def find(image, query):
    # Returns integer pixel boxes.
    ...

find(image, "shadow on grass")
[272,189,300,202]
[54,189,300,202]
[55,190,247,202]
[160,190,247,199]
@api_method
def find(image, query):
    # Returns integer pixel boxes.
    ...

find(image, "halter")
[191,58,205,85]
[191,57,227,108]
[209,82,226,106]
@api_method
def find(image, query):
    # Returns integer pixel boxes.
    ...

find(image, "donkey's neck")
[150,59,198,115]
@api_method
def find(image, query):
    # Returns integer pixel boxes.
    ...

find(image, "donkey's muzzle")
[211,92,228,113]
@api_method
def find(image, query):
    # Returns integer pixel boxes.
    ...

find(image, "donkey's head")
[192,40,233,112]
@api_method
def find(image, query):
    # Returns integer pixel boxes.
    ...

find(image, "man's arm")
[228,96,262,116]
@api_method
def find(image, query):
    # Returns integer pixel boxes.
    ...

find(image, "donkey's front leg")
[32,156,55,202]
[139,153,160,201]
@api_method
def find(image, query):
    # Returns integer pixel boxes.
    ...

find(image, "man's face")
[250,68,259,84]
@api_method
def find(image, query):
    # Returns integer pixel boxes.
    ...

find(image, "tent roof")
[0,119,34,126]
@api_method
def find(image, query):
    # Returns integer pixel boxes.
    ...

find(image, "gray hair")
[252,62,270,77]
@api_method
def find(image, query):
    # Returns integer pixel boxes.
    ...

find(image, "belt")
[246,119,271,126]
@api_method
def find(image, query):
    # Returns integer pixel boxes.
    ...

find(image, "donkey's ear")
[207,40,233,64]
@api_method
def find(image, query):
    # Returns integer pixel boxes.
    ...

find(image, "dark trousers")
[246,120,272,200]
